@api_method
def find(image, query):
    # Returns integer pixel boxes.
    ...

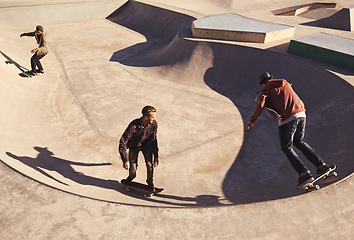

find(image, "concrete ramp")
[1,0,354,239]
[107,0,196,66]
[191,13,295,43]
[319,6,354,31]
[1,0,354,207]
[288,32,354,70]
[107,0,196,43]
[273,2,336,16]
[302,7,354,31]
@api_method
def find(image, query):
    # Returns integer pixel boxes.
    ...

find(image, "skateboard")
[121,180,164,197]
[20,71,37,78]
[20,70,43,78]
[304,165,337,191]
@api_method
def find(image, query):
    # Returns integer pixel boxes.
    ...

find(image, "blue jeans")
[279,117,325,175]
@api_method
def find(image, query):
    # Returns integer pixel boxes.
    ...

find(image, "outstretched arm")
[20,31,35,37]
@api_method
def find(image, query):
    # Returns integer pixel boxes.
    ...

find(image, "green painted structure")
[288,32,354,70]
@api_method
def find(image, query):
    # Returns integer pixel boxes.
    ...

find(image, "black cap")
[259,72,272,85]
[36,25,44,31]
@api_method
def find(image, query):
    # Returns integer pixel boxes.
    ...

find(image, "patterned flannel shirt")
[119,118,159,163]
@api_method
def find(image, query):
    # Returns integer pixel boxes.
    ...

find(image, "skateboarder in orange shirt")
[246,72,332,189]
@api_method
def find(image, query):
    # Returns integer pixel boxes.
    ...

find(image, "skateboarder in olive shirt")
[119,106,159,192]
[246,72,332,189]
[20,25,48,76]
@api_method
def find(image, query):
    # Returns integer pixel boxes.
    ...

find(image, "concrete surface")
[0,0,354,239]
[0,0,125,27]
[273,2,337,16]
[191,13,295,43]
[302,6,354,31]
[288,32,354,70]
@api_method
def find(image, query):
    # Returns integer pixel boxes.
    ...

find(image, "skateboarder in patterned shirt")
[119,106,159,192]
[246,72,332,189]
[20,25,48,76]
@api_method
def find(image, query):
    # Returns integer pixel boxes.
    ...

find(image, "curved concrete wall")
[0,0,354,239]
[0,0,126,27]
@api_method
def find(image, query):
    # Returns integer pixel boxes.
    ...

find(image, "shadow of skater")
[6,147,119,190]
[203,41,354,204]
[0,50,29,73]
[5,147,230,207]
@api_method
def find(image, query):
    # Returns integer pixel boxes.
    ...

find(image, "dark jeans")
[31,53,46,72]
[128,145,154,184]
[279,117,325,175]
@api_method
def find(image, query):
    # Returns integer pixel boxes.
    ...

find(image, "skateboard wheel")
[315,185,320,190]
[332,172,338,177]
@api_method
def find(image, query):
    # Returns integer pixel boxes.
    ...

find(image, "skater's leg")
[142,145,154,184]
[279,118,309,175]
[128,147,140,180]
[293,118,326,168]
[36,54,46,72]
[30,53,46,73]
[30,53,37,72]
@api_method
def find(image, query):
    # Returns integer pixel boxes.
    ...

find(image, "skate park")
[0,0,353,239]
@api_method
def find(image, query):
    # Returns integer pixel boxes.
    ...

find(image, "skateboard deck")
[304,165,337,191]
[20,71,37,78]
[121,180,164,197]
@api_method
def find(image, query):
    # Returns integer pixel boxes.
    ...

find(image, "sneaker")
[122,177,132,186]
[317,164,330,176]
[148,182,155,192]
[297,173,314,189]
[36,69,44,74]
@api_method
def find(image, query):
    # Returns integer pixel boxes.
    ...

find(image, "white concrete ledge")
[191,13,295,43]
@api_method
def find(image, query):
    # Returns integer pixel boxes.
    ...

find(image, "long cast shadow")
[4,147,230,207]
[203,41,354,204]
[6,147,118,189]
[111,33,354,204]
[0,50,29,73]
[106,0,354,205]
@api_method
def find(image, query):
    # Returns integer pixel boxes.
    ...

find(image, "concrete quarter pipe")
[0,0,353,239]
